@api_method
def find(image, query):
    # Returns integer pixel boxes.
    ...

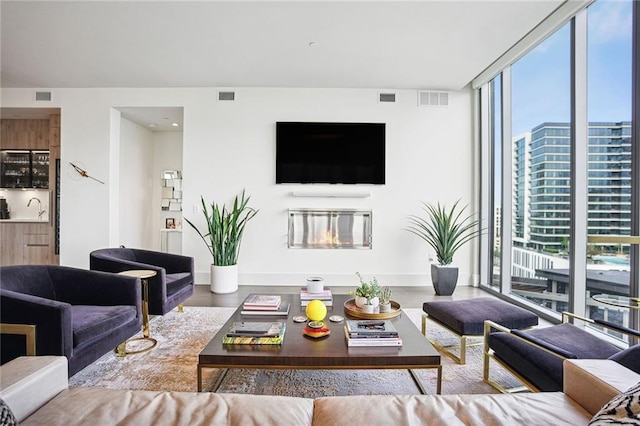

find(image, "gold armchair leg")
[178,303,184,313]
[0,323,36,355]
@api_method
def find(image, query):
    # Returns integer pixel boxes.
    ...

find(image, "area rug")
[69,307,522,396]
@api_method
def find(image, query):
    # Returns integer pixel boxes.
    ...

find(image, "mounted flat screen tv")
[276,122,385,184]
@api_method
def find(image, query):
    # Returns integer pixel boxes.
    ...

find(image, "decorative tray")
[343,299,402,319]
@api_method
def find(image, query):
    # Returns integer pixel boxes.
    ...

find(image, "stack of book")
[241,294,290,316]
[223,321,286,345]
[300,288,333,307]
[344,319,402,347]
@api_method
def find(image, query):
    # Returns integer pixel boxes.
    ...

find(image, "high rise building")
[513,121,632,253]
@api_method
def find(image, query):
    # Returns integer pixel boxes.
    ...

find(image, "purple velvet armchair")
[0,265,142,376]
[89,247,195,315]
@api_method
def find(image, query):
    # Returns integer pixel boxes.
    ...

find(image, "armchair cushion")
[608,345,640,374]
[71,305,137,347]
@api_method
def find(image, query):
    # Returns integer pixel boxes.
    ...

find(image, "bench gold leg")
[178,303,184,313]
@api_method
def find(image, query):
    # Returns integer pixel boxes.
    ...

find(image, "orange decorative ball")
[305,299,327,322]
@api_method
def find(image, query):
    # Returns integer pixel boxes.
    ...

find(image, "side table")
[116,269,158,355]
[592,294,640,310]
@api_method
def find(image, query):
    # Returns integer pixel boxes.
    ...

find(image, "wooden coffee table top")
[198,294,441,369]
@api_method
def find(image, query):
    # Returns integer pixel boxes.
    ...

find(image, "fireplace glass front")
[288,209,372,249]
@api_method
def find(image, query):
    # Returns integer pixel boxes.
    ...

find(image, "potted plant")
[351,272,381,310]
[185,190,258,294]
[379,286,392,313]
[406,199,482,296]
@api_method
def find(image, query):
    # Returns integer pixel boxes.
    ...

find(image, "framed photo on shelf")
[165,218,175,229]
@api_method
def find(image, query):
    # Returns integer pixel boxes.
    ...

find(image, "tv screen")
[276,122,385,184]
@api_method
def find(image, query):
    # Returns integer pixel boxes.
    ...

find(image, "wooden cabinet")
[0,112,60,266]
[0,222,52,266]
[0,119,49,150]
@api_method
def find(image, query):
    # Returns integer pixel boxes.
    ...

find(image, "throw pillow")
[589,381,640,425]
[608,345,640,374]
[0,398,17,426]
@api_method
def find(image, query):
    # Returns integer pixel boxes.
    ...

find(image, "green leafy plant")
[185,190,258,266]
[406,199,482,266]
[351,272,381,303]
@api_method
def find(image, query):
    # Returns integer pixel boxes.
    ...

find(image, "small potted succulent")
[379,286,392,313]
[351,272,381,311]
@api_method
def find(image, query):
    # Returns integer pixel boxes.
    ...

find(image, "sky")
[511,0,632,137]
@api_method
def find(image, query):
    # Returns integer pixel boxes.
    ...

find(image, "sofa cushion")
[313,393,591,425]
[609,345,640,374]
[589,381,640,425]
[0,398,17,426]
[21,388,314,425]
[71,305,137,347]
[165,273,192,295]
[423,297,538,335]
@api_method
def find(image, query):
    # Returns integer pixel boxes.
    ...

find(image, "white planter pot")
[210,264,239,294]
[379,302,392,313]
[355,296,367,308]
[362,304,376,314]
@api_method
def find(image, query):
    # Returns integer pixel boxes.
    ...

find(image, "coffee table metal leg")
[409,366,442,395]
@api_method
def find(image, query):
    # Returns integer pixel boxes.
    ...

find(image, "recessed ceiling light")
[171,122,179,127]
[148,123,157,128]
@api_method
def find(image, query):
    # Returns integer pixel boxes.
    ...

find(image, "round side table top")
[591,294,640,310]
[117,269,157,280]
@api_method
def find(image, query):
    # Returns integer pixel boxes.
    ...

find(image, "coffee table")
[197,294,442,394]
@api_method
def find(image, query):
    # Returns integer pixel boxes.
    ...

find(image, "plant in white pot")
[185,190,258,294]
[406,199,482,296]
[351,272,381,312]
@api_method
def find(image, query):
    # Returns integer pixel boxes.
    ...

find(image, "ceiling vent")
[218,91,235,101]
[418,91,449,107]
[35,91,52,102]
[378,92,396,103]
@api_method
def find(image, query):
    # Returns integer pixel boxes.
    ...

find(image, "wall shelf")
[290,189,371,198]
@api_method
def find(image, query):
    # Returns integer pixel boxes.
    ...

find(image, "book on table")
[343,327,402,347]
[300,288,333,306]
[240,302,291,316]
[226,322,285,337]
[242,294,282,309]
[345,320,399,338]
[223,322,286,345]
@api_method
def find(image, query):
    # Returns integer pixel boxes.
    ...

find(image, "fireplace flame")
[314,230,341,246]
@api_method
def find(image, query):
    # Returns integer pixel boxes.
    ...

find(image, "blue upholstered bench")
[422,297,538,364]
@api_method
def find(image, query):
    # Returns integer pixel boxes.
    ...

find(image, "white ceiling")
[1,1,564,91]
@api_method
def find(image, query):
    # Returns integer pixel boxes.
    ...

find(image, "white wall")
[152,131,183,250]
[0,86,476,289]
[118,117,154,249]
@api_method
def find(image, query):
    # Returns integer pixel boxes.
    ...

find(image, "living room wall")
[0,86,477,288]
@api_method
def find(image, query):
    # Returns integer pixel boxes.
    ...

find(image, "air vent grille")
[378,92,396,103]
[418,91,449,107]
[218,91,235,101]
[35,91,52,102]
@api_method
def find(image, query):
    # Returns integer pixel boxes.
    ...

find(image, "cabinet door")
[0,150,31,188]
[31,151,49,188]
[23,233,51,264]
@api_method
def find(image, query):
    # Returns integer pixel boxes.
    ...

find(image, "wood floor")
[184,284,492,309]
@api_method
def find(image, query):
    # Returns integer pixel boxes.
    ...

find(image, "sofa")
[1,356,639,425]
[0,265,142,376]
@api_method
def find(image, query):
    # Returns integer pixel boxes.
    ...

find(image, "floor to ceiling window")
[477,0,638,333]
[585,0,634,330]
[509,24,572,313]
